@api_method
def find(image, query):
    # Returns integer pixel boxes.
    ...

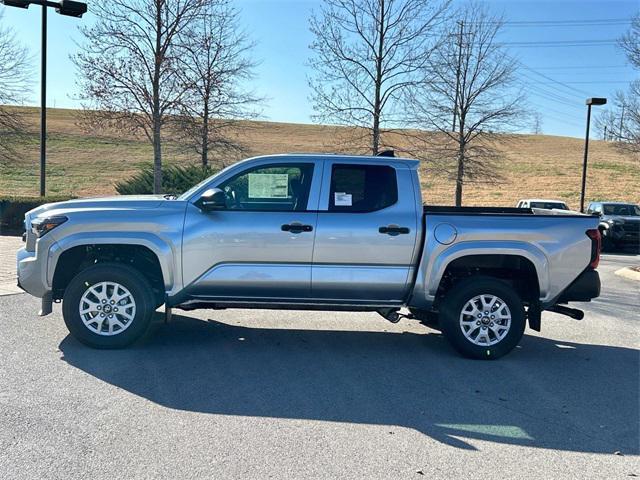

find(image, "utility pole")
[40,2,47,196]
[451,20,463,132]
[619,104,626,140]
[580,97,607,213]
[0,0,87,197]
[604,125,608,141]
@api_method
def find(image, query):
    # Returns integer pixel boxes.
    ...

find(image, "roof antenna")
[376,149,395,157]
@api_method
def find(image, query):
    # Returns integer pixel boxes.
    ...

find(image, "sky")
[1,0,638,138]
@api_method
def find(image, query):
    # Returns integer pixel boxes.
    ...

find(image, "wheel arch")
[427,242,548,305]
[49,234,176,302]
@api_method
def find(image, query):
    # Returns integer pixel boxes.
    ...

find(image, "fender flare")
[425,241,549,301]
[47,232,178,294]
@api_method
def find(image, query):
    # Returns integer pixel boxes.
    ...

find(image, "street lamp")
[580,97,607,213]
[0,0,87,197]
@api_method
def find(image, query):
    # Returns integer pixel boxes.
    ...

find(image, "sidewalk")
[0,236,24,296]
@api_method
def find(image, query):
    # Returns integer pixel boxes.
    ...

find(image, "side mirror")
[195,188,226,212]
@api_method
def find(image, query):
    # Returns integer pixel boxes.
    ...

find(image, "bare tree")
[404,4,525,206]
[598,13,640,152]
[174,0,260,168]
[73,0,207,193]
[595,108,618,141]
[612,83,640,152]
[532,112,542,135]
[0,13,32,161]
[615,13,640,152]
[308,0,451,155]
[619,13,640,69]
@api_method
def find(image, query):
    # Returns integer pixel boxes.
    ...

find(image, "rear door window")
[329,164,398,213]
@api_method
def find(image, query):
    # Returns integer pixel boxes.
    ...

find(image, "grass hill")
[1,107,638,207]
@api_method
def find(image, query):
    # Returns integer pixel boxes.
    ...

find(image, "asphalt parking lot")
[0,253,638,479]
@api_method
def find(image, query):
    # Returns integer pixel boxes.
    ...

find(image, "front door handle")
[379,225,410,236]
[282,223,313,233]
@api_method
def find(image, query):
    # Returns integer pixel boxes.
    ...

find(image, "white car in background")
[516,199,570,211]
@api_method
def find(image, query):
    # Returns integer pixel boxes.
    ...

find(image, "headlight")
[31,216,68,237]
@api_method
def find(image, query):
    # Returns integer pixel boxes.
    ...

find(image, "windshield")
[602,204,640,216]
[178,168,229,201]
[530,202,568,210]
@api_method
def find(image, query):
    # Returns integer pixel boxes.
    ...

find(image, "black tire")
[62,263,156,349]
[601,233,615,252]
[439,276,525,360]
[409,308,440,330]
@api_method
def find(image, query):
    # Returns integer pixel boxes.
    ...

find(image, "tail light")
[586,229,601,268]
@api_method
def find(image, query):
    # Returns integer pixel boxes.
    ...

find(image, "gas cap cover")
[434,223,458,245]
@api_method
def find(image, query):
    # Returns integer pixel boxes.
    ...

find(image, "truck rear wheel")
[62,263,156,349]
[439,276,525,359]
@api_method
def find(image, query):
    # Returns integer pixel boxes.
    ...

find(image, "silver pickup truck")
[17,153,602,358]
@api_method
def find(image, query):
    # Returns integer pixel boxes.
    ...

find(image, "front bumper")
[17,246,50,298]
[606,225,640,245]
[557,268,601,303]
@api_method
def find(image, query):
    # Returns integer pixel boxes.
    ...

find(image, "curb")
[0,285,24,296]
[614,267,640,282]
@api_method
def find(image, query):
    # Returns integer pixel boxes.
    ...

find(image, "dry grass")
[1,107,638,207]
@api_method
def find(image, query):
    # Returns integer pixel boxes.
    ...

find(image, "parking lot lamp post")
[580,97,607,213]
[0,0,87,197]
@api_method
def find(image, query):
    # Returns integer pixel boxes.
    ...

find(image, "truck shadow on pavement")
[59,313,639,455]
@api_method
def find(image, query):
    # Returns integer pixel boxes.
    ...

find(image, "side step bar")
[547,305,584,320]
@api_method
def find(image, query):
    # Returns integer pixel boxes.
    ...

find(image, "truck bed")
[423,205,587,217]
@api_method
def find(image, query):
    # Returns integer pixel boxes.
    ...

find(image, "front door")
[311,162,419,303]
[182,162,319,300]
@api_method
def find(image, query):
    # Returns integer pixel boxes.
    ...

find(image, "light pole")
[0,0,87,197]
[580,97,607,213]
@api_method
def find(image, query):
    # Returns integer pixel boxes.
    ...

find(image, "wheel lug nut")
[490,322,494,326]
[109,314,113,318]
[477,314,482,318]
[97,306,101,310]
[114,308,118,312]
[110,300,115,304]
[484,311,488,315]
[482,326,487,330]
[490,315,495,319]
[100,313,105,317]
[102,299,106,303]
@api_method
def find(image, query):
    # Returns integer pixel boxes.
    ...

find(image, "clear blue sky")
[1,0,637,138]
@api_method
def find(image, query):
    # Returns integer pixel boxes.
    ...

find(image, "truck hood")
[603,215,640,223]
[28,195,168,218]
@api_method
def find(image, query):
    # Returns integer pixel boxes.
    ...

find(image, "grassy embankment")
[1,107,638,207]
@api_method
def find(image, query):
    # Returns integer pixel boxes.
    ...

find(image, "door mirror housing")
[195,188,226,212]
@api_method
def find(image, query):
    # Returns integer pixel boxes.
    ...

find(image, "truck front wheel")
[62,263,156,348]
[439,276,525,359]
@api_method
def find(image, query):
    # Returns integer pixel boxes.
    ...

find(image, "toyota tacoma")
[17,154,602,358]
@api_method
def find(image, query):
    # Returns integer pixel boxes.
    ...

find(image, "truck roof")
[591,201,639,206]
[520,198,568,203]
[258,153,421,170]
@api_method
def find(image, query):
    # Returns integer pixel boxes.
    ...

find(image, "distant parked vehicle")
[586,201,640,251]
[516,199,570,210]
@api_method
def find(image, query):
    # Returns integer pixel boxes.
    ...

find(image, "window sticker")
[248,173,289,198]
[334,192,352,206]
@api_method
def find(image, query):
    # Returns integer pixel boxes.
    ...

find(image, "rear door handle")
[282,223,313,233]
[379,225,410,236]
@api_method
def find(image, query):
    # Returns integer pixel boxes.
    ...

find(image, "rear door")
[311,161,419,303]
